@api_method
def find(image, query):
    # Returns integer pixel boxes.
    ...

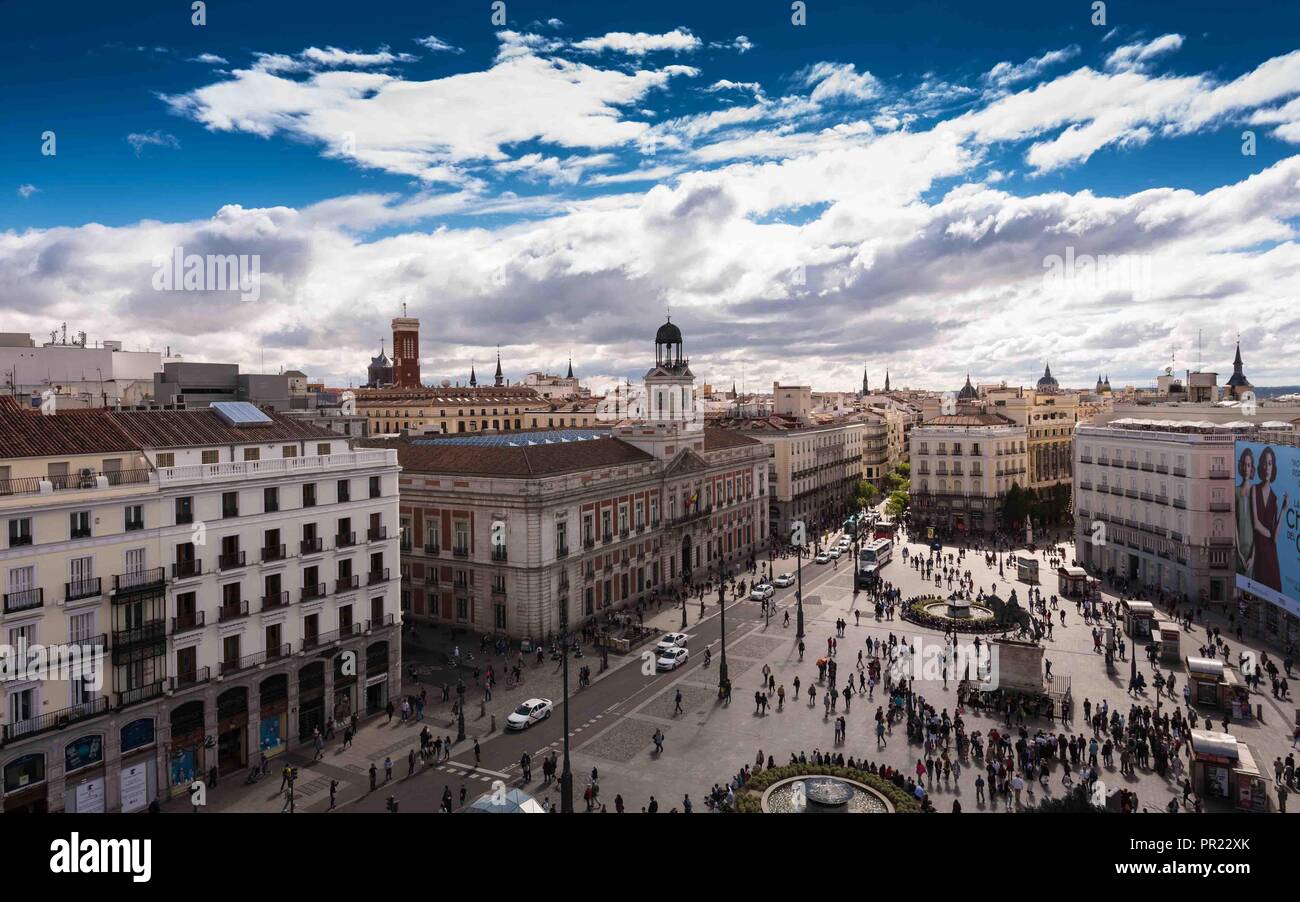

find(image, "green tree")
[885,490,910,519]
[854,480,880,510]
[1002,482,1030,528]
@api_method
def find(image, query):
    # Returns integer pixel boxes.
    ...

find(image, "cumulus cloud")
[983,46,1079,90]
[189,53,228,65]
[415,35,462,54]
[571,28,701,56]
[800,62,881,103]
[17,184,39,198]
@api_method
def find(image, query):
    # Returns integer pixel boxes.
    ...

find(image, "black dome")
[655,319,683,345]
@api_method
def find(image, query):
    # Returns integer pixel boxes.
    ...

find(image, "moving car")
[815,552,831,564]
[656,647,689,671]
[506,698,554,730]
[827,547,841,559]
[750,583,774,601]
[773,573,795,588]
[655,632,689,654]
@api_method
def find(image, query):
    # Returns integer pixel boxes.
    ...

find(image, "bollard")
[490,714,496,733]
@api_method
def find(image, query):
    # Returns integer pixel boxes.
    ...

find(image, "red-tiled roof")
[0,397,140,458]
[108,408,338,448]
[702,427,763,450]
[375,434,654,477]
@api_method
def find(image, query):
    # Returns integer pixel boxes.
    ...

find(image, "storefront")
[333,651,357,728]
[297,661,326,741]
[1188,729,1268,811]
[259,674,289,757]
[62,733,106,813]
[364,641,389,715]
[216,687,248,773]
[118,717,158,812]
[1184,657,1253,717]
[2,752,47,813]
[1156,620,1181,665]
[168,700,205,796]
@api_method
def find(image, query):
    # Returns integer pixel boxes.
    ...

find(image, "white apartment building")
[909,414,1029,535]
[0,398,399,813]
[1072,419,1292,604]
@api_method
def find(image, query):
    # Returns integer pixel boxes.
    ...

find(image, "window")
[69,511,91,539]
[281,445,297,458]
[303,483,317,508]
[201,449,219,465]
[156,452,175,468]
[175,496,194,525]
[242,447,260,461]
[316,443,331,456]
[337,479,350,503]
[263,486,279,513]
[369,476,381,498]
[125,504,144,531]
[221,491,239,518]
[8,518,32,547]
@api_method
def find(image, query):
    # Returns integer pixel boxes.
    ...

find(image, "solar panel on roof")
[412,428,608,448]
[211,401,273,427]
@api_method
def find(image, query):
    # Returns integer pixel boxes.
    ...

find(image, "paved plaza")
[168,526,1298,815]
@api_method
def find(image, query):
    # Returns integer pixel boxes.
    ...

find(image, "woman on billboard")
[1236,447,1255,575]
[1250,446,1287,593]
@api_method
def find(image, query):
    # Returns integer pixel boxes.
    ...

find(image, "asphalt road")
[344,541,858,811]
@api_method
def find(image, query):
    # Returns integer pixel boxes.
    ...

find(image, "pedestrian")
[329,778,338,809]
[384,756,393,783]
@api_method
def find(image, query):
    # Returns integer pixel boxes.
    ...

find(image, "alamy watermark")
[1042,247,1156,301]
[151,246,261,302]
[0,640,104,689]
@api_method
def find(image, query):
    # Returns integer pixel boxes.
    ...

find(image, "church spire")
[566,356,573,379]
[884,370,890,392]
[469,361,477,388]
[494,346,504,387]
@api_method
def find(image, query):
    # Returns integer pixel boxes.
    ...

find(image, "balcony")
[1155,464,1169,474]
[1208,467,1231,480]
[261,544,287,563]
[1,696,110,743]
[0,467,151,498]
[218,550,247,571]
[1155,495,1169,505]
[221,504,240,519]
[176,510,194,525]
[424,573,439,587]
[367,568,390,585]
[452,546,469,558]
[366,613,395,632]
[335,575,359,593]
[335,532,357,548]
[1125,461,1139,470]
[172,611,205,633]
[302,624,361,650]
[1172,467,1187,477]
[1208,501,1231,512]
[1140,491,1154,502]
[1173,498,1187,509]
[1208,535,1234,546]
[301,583,327,602]
[116,682,164,709]
[170,667,211,692]
[1140,463,1154,472]
[70,525,93,539]
[367,526,388,542]
[154,449,399,489]
[583,538,595,550]
[491,547,507,562]
[65,577,102,603]
[218,600,250,622]
[172,560,203,580]
[423,543,440,556]
[602,531,614,544]
[112,567,165,595]
[261,591,290,611]
[556,545,569,558]
[300,537,324,555]
[1078,455,1093,464]
[112,620,166,649]
[3,587,44,614]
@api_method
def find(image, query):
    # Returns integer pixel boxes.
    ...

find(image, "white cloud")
[983,46,1079,90]
[126,131,181,156]
[189,53,228,65]
[415,35,463,54]
[16,184,38,199]
[800,62,881,103]
[572,29,701,56]
[1105,34,1184,73]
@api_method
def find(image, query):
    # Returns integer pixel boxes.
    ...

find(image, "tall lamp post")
[559,605,574,813]
[795,544,806,640]
[717,571,729,690]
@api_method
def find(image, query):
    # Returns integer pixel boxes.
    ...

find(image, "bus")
[856,538,893,586]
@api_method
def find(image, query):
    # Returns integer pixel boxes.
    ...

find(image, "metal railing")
[218,550,247,571]
[4,587,44,614]
[65,578,102,602]
[301,583,327,602]
[261,544,287,562]
[335,575,359,593]
[218,600,250,622]
[0,468,151,497]
[261,591,290,611]
[367,568,390,585]
[172,611,205,633]
[171,667,211,692]
[300,537,324,554]
[172,560,202,579]
[113,567,165,594]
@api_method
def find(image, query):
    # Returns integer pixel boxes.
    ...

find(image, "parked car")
[506,697,554,730]
[656,647,689,671]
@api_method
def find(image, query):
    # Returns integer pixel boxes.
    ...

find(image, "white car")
[656,647,689,671]
[827,547,841,559]
[655,632,689,654]
[815,552,831,564]
[506,698,554,731]
[773,573,795,588]
[750,583,774,601]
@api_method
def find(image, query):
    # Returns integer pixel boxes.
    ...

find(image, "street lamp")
[795,544,806,640]
[456,679,466,741]
[559,605,574,813]
[717,574,729,691]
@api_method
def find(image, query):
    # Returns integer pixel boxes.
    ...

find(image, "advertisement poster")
[1233,441,1300,619]
[74,776,105,813]
[120,763,149,813]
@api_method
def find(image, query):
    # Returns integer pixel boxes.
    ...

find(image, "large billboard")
[1233,440,1300,619]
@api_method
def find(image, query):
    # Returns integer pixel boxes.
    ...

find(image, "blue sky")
[3,0,1299,390]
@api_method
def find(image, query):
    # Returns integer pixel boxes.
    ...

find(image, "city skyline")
[3,0,1300,392]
